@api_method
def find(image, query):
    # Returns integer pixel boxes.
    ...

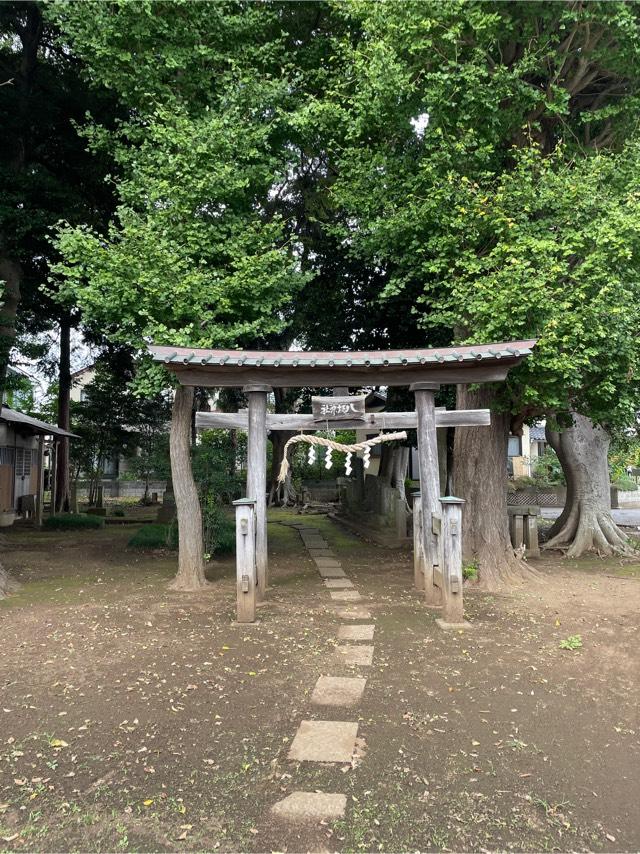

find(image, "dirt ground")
[0,512,638,853]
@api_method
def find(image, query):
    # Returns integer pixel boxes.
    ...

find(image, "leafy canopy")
[305,1,640,426]
[51,1,314,385]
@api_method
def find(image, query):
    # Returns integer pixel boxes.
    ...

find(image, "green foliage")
[128,523,172,550]
[201,497,235,558]
[462,561,478,582]
[317,1,640,428]
[51,3,312,390]
[69,352,171,502]
[191,431,239,556]
[43,513,104,531]
[192,430,245,505]
[531,449,565,486]
[559,635,583,651]
[2,370,34,411]
[612,476,637,492]
[0,3,117,401]
[290,430,356,486]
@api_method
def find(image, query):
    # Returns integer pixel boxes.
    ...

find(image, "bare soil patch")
[0,514,638,852]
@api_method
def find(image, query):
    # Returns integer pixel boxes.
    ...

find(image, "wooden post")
[510,512,524,550]
[233,499,257,623]
[524,506,540,557]
[411,383,442,607]
[244,384,270,601]
[395,495,407,540]
[438,497,465,625]
[35,435,45,527]
[412,491,425,591]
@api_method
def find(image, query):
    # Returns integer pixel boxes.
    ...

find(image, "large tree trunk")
[453,384,531,589]
[544,414,632,557]
[54,316,71,512]
[169,385,208,591]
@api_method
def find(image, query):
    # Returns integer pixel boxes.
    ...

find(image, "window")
[0,447,15,466]
[15,448,32,477]
[507,436,522,457]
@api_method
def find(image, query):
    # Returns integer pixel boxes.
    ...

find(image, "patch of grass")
[463,560,479,581]
[559,634,582,650]
[43,513,104,530]
[128,523,172,549]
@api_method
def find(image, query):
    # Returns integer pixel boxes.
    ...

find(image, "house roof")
[0,407,78,438]
[530,425,546,441]
[149,340,536,389]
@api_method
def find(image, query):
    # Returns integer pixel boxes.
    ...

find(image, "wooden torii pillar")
[411,383,442,608]
[244,384,271,601]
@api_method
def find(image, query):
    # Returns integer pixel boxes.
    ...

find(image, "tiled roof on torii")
[149,340,536,388]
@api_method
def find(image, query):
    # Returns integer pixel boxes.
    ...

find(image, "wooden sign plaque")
[311,394,366,422]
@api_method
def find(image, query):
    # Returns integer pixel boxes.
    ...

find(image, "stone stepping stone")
[308,548,335,558]
[334,606,371,619]
[324,578,354,589]
[337,644,374,666]
[311,675,367,707]
[271,791,346,823]
[313,557,342,568]
[288,720,358,763]
[303,540,329,550]
[338,624,375,641]
[318,566,347,578]
[329,590,362,602]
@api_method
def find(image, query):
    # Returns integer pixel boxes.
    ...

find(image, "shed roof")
[0,406,78,438]
[149,340,536,389]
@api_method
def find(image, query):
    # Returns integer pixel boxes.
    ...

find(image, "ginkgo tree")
[52,1,312,590]
[311,0,640,581]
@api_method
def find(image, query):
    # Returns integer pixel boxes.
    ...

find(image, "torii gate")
[150,340,535,625]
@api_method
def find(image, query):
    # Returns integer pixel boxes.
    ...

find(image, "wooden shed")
[0,407,76,524]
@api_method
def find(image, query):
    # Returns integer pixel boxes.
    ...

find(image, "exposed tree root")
[168,575,212,593]
[545,415,634,559]
[474,543,540,592]
[544,500,635,559]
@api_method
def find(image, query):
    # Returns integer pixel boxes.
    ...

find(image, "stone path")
[270,520,376,826]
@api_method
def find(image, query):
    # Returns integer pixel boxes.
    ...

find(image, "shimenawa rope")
[277,431,408,483]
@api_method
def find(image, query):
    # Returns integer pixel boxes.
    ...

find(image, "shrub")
[531,448,565,485]
[128,523,172,549]
[193,430,245,504]
[202,497,235,557]
[44,513,104,530]
[511,476,536,489]
[112,507,126,517]
[164,501,235,557]
[612,476,638,492]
